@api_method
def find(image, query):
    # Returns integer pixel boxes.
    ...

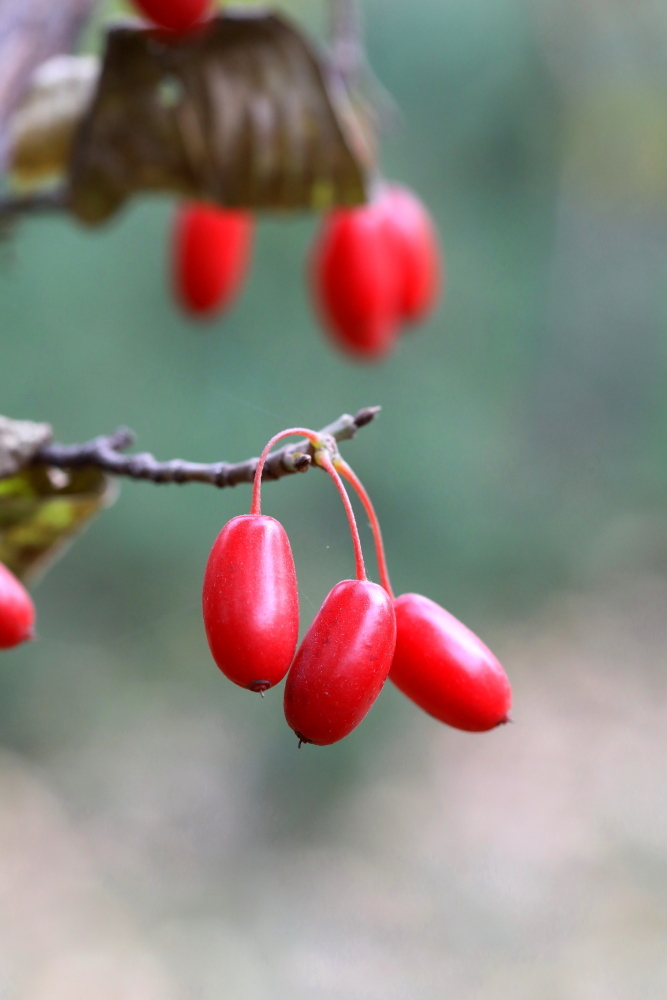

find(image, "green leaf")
[0,465,117,583]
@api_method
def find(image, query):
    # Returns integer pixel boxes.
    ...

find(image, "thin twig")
[328,0,364,87]
[33,407,381,488]
[327,0,400,135]
[0,188,68,221]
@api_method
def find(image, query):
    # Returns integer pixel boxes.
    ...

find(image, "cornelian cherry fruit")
[202,429,309,692]
[332,456,511,733]
[284,578,396,745]
[283,450,396,745]
[379,184,442,325]
[173,203,253,317]
[310,203,400,360]
[202,514,299,691]
[390,594,511,732]
[0,563,35,650]
[132,0,212,33]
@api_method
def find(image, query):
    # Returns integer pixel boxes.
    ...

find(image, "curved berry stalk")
[132,0,213,33]
[334,457,512,732]
[202,428,319,693]
[284,451,396,746]
[0,563,35,650]
[173,203,253,318]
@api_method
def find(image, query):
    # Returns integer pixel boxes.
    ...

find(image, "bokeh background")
[2,0,667,995]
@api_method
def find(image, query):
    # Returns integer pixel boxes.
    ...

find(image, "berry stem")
[334,456,394,598]
[316,450,367,582]
[250,428,322,515]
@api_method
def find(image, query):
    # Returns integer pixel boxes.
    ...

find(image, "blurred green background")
[2,0,667,997]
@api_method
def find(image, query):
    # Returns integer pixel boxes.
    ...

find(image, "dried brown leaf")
[69,12,374,224]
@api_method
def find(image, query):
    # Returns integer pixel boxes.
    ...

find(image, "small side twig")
[329,0,364,87]
[0,188,69,222]
[33,407,381,488]
[327,0,401,135]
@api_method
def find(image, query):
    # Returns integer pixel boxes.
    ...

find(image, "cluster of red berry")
[173,184,441,362]
[202,429,511,746]
[311,184,442,360]
[0,427,511,746]
[129,1,441,361]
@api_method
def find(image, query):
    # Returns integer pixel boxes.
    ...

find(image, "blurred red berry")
[0,563,35,650]
[379,184,442,324]
[390,593,511,732]
[173,203,253,317]
[132,0,212,33]
[310,203,400,360]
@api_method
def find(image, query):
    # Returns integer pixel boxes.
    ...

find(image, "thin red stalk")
[334,457,394,598]
[250,428,321,515]
[317,450,367,582]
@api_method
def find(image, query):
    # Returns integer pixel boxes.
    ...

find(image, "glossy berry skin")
[203,515,299,691]
[390,593,511,732]
[173,204,253,317]
[379,185,442,324]
[0,563,35,650]
[132,0,212,33]
[310,205,400,360]
[284,579,396,745]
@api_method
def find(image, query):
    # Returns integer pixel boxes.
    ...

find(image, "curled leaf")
[68,12,374,224]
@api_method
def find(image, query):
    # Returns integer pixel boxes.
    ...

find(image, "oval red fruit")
[284,579,396,745]
[173,203,253,317]
[202,514,299,691]
[0,563,35,650]
[379,185,442,324]
[390,593,511,732]
[310,205,400,360]
[132,0,212,33]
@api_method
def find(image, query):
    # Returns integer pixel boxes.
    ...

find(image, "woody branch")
[32,406,380,488]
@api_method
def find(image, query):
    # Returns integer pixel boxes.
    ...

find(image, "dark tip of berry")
[295,731,313,748]
[498,715,513,726]
[249,680,271,693]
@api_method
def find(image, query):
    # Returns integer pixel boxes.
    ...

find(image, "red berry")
[202,514,299,692]
[173,203,253,317]
[310,204,400,360]
[132,0,212,32]
[284,579,396,745]
[0,563,35,650]
[390,593,511,732]
[379,185,442,324]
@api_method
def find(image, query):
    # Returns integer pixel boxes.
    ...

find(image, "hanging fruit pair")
[202,427,511,745]
[333,458,512,732]
[132,0,213,34]
[173,203,254,317]
[310,183,442,360]
[0,562,36,650]
[202,429,395,744]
